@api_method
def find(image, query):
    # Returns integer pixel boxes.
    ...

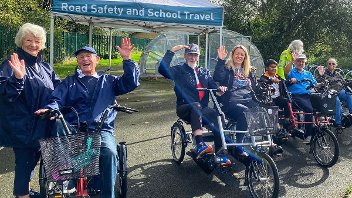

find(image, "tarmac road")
[1,78,352,197]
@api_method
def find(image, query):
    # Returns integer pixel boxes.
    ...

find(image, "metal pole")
[219,28,223,46]
[109,28,112,67]
[75,32,78,51]
[50,13,54,66]
[89,21,93,46]
[205,32,208,69]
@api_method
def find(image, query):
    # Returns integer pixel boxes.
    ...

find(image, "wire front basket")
[244,106,279,136]
[39,132,101,182]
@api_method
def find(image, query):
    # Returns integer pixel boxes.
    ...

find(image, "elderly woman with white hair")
[277,39,304,79]
[0,23,60,198]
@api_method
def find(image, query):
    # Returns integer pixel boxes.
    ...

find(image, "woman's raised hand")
[317,65,325,76]
[8,53,26,79]
[217,46,227,60]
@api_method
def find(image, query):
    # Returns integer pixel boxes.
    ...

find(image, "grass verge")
[344,186,352,198]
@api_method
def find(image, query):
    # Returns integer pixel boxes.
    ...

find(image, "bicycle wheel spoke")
[247,152,279,198]
[171,122,186,164]
[312,129,339,167]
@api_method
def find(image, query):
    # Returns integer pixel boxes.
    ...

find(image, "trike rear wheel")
[39,158,49,198]
[311,128,339,167]
[116,142,128,198]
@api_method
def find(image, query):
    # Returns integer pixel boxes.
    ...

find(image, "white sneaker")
[303,136,312,144]
[63,180,76,194]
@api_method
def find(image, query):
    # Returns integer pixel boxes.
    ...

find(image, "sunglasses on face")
[328,62,336,65]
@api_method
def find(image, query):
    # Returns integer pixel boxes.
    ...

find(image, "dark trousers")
[292,94,313,137]
[13,147,41,196]
[273,97,290,117]
[176,102,222,151]
[223,100,257,143]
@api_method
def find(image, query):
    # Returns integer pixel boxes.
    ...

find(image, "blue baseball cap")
[185,43,200,55]
[74,46,97,56]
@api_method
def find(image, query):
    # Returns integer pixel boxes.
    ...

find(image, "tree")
[222,0,352,68]
[0,0,50,28]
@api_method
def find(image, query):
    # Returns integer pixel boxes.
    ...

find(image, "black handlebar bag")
[310,93,336,115]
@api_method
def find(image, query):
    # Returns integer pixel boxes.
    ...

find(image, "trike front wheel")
[246,152,280,198]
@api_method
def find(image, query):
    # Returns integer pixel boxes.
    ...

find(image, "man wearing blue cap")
[285,54,319,143]
[35,38,140,198]
[158,43,231,167]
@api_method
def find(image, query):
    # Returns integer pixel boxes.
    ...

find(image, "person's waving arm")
[158,45,189,79]
[113,37,140,95]
[213,46,228,83]
[0,53,26,102]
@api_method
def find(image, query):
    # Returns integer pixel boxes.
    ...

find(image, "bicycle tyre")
[246,152,280,198]
[116,142,128,198]
[311,128,339,167]
[39,158,49,198]
[170,121,186,164]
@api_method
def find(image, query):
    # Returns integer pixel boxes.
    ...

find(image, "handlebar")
[197,87,267,106]
[40,109,63,120]
[112,104,139,114]
[286,78,315,90]
[40,103,138,134]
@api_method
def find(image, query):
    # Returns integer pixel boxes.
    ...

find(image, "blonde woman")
[214,45,257,143]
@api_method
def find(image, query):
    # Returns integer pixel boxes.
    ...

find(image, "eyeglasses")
[328,62,336,65]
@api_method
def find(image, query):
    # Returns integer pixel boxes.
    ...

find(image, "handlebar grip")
[113,105,138,113]
[306,84,315,90]
[196,88,218,91]
[40,109,60,119]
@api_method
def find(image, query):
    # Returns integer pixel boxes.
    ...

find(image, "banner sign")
[52,0,224,27]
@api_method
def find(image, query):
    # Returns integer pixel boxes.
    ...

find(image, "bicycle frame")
[196,89,274,154]
[39,103,137,198]
[170,88,281,198]
[282,80,331,131]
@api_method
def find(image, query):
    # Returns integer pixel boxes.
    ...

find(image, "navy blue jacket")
[158,50,217,108]
[0,48,61,148]
[46,60,140,134]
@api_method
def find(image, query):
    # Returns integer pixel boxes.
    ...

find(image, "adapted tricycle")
[170,88,280,198]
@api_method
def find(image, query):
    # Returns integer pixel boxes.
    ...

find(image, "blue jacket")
[46,60,140,134]
[0,48,61,148]
[158,50,217,108]
[287,67,317,95]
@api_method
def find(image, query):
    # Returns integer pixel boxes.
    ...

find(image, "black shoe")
[29,189,41,198]
[269,146,283,156]
[291,128,305,139]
